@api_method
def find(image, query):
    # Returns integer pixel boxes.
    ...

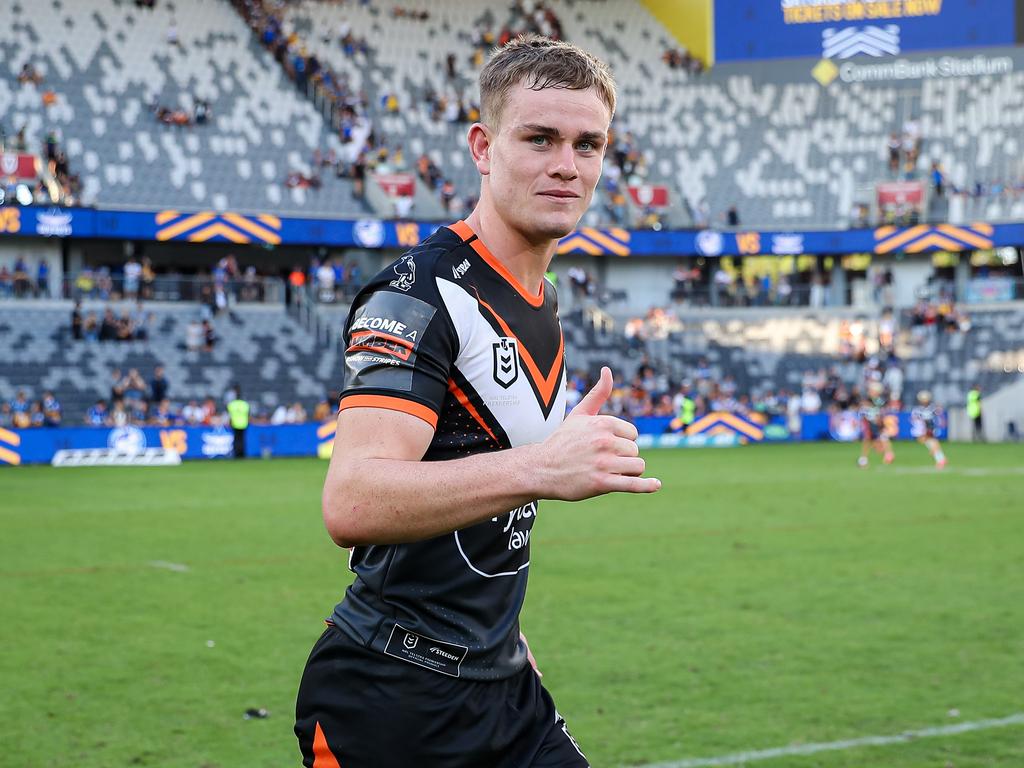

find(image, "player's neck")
[464,208,554,295]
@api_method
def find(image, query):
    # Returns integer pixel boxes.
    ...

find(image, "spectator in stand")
[202,318,217,351]
[185,318,204,351]
[887,132,901,174]
[0,402,13,428]
[10,390,31,428]
[123,369,147,404]
[41,391,62,426]
[0,264,11,298]
[182,399,203,425]
[36,259,49,298]
[12,257,30,298]
[123,255,142,299]
[99,308,118,341]
[70,300,83,339]
[150,365,169,404]
[725,205,740,227]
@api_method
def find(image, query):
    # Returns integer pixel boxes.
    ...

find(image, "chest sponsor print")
[454,501,537,578]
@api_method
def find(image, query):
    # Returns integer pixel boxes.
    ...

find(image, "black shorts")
[295,624,589,768]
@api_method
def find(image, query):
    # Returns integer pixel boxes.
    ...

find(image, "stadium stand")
[0,0,370,216]
[560,303,1024,415]
[4,0,1024,228]
[0,300,342,422]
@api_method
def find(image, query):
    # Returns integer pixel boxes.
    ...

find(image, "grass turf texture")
[1,443,1021,768]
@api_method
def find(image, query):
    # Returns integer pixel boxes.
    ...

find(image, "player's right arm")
[322,366,660,548]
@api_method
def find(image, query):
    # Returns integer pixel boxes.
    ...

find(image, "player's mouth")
[538,190,580,203]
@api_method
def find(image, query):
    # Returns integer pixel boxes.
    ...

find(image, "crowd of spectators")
[0,124,80,206]
[70,300,154,342]
[662,46,704,75]
[0,256,50,298]
[65,365,334,429]
[0,389,63,429]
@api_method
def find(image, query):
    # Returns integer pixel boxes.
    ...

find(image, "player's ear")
[467,123,491,175]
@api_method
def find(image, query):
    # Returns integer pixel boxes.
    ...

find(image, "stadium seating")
[0,301,343,421]
[283,1,1024,229]
[0,0,369,216]
[561,304,1024,408]
[4,0,1023,227]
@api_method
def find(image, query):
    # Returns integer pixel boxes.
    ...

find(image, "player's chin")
[533,209,583,241]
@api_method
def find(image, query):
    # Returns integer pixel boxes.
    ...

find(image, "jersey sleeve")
[338,270,457,430]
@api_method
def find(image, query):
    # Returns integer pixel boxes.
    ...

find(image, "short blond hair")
[479,34,617,127]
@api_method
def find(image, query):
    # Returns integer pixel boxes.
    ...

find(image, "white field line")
[631,713,1024,768]
[886,466,1024,476]
[148,560,189,572]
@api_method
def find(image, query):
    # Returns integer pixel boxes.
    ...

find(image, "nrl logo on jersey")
[492,337,519,388]
[451,258,470,280]
[389,254,416,292]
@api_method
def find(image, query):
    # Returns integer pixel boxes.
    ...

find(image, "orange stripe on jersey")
[447,219,474,242]
[338,395,438,429]
[449,220,545,308]
[475,295,564,410]
[312,721,342,768]
[448,379,498,443]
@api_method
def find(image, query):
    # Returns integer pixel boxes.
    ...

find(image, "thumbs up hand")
[534,367,662,501]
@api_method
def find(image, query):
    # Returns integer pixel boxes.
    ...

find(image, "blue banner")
[802,410,947,441]
[715,0,1014,62]
[0,422,335,466]
[3,205,1023,259]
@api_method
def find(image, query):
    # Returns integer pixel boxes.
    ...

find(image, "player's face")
[478,82,610,243]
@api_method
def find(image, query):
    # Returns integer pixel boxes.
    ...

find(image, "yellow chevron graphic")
[557,228,632,256]
[718,412,764,440]
[685,412,764,441]
[223,214,282,244]
[905,233,970,253]
[874,223,994,254]
[582,228,631,256]
[0,444,21,465]
[187,222,251,243]
[874,225,929,253]
[556,234,604,255]
[0,426,21,446]
[936,224,993,250]
[156,212,283,244]
[156,212,216,241]
[317,420,337,440]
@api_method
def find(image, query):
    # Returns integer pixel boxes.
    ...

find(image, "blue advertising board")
[714,0,1015,62]
[3,205,1024,258]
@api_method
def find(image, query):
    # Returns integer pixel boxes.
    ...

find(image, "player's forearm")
[322,444,550,547]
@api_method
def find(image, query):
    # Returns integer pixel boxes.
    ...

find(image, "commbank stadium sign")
[837,54,1013,82]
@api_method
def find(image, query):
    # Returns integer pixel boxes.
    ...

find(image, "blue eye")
[530,136,549,146]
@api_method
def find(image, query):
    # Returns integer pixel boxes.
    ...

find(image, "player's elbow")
[321,470,372,548]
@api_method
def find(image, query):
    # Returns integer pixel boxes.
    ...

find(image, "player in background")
[911,390,947,469]
[858,380,894,467]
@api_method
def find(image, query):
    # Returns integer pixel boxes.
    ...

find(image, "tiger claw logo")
[492,337,519,388]
[389,255,416,292]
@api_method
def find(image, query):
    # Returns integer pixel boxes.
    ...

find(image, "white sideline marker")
[633,713,1024,768]
[149,561,190,572]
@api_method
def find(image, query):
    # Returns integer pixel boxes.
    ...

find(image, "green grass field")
[2,442,1022,768]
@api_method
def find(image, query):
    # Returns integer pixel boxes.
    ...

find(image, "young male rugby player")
[295,35,661,767]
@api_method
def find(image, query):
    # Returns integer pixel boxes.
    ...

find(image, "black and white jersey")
[911,404,941,437]
[330,221,567,681]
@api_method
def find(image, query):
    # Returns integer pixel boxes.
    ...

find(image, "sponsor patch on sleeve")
[344,290,436,392]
